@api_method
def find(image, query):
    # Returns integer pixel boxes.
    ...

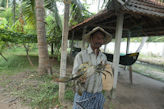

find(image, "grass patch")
[0,71,74,109]
[0,55,38,75]
[65,89,74,101]
[0,46,38,75]
[0,72,60,109]
[133,62,164,82]
[0,47,74,108]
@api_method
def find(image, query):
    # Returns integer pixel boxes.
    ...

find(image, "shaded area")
[104,70,164,109]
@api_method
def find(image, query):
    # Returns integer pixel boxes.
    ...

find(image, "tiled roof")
[69,0,164,40]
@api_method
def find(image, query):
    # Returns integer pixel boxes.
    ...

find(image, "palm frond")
[21,0,36,31]
[45,0,62,31]
[70,0,93,26]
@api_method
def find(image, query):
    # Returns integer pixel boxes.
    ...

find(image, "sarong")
[72,91,105,109]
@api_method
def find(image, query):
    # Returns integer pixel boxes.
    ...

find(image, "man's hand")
[78,65,96,83]
[79,75,87,84]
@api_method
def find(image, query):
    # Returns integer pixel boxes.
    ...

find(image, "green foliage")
[53,48,61,61]
[0,8,13,27]
[147,36,164,42]
[0,0,6,8]
[46,15,62,44]
[0,29,37,43]
[0,46,38,75]
[70,0,93,26]
[45,0,62,30]
[0,17,8,28]
[21,0,36,30]
[17,76,59,109]
[65,89,74,101]
[122,36,164,42]
[0,7,20,27]
[45,14,62,60]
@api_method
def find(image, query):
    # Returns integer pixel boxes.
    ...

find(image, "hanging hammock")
[104,52,139,66]
[71,47,139,66]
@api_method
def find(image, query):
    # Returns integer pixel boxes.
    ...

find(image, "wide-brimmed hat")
[84,27,112,44]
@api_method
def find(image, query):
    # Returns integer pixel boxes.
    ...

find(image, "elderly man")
[72,27,113,109]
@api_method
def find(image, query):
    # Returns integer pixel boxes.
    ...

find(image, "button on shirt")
[72,46,107,93]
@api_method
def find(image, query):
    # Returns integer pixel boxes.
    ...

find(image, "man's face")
[91,31,105,49]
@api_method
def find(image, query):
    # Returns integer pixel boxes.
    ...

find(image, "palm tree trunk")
[35,0,52,75]
[59,0,70,102]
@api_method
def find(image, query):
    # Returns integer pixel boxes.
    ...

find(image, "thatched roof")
[68,0,164,40]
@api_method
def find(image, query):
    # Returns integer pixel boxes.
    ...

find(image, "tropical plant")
[70,0,93,26]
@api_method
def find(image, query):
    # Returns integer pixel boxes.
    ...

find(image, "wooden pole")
[126,32,133,85]
[126,31,131,54]
[136,37,148,52]
[70,31,75,56]
[104,45,107,52]
[59,0,70,102]
[82,26,87,50]
[112,13,124,98]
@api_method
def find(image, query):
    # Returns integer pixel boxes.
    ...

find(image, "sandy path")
[0,92,29,109]
[105,70,164,109]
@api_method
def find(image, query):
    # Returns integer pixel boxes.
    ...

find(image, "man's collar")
[87,45,93,54]
[87,45,102,56]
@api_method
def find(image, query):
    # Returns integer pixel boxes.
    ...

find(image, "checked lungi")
[73,91,105,109]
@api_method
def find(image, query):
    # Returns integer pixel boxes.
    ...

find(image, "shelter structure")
[68,0,164,98]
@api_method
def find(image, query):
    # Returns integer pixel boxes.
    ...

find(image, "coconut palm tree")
[35,0,52,74]
[21,0,92,75]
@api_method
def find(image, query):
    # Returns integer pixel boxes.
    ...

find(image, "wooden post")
[126,31,131,54]
[59,0,70,102]
[112,13,124,98]
[70,31,74,56]
[104,45,107,52]
[82,26,87,50]
[126,32,133,85]
[136,37,148,52]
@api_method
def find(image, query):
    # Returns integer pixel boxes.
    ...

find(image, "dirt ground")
[104,69,164,109]
[0,67,164,109]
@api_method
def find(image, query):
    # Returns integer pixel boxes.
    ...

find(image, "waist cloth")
[72,91,105,109]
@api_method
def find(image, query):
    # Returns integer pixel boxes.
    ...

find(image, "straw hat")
[84,27,112,44]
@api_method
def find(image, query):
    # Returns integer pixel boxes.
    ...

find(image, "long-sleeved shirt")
[72,46,107,93]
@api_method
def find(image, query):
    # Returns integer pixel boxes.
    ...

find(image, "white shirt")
[72,46,107,93]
